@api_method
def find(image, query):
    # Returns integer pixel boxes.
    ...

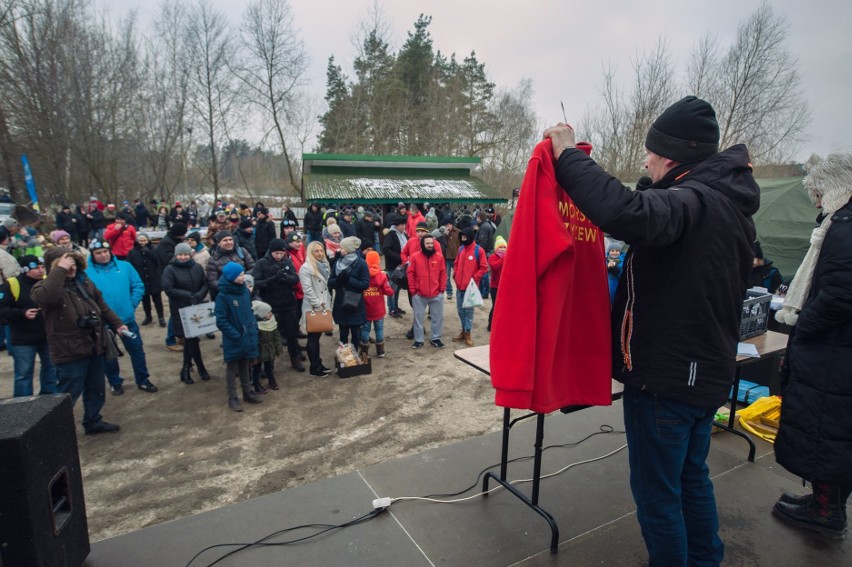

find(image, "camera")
[77,311,100,329]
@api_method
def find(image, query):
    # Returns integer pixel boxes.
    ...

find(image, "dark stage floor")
[86,402,849,566]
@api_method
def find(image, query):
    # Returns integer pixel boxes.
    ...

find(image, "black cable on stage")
[423,424,624,499]
[184,507,386,567]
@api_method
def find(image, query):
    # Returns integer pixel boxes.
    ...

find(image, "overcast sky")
[110,0,852,161]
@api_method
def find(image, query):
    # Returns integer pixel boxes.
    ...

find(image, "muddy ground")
[0,292,502,542]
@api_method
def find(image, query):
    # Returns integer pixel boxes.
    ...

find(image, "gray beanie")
[340,236,361,254]
[252,300,272,319]
[174,242,193,256]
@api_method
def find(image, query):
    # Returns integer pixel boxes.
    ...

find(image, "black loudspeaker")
[0,395,90,567]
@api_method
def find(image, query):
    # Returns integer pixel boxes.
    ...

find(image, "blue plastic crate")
[730,379,770,405]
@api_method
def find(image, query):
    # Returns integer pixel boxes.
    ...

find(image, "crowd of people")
[0,198,505,425]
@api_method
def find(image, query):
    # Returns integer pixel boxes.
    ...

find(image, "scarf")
[335,252,357,274]
[391,226,408,249]
[258,317,278,332]
[775,216,830,326]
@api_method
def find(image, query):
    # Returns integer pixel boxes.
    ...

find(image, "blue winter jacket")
[214,275,259,362]
[85,257,145,323]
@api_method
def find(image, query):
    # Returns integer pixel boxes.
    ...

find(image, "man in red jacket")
[103,214,137,260]
[452,227,488,346]
[407,235,446,349]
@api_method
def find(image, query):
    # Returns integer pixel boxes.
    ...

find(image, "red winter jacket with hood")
[489,139,612,412]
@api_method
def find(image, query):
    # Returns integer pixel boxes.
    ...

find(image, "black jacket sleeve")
[554,148,702,248]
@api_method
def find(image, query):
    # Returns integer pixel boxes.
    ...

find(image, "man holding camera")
[32,247,129,434]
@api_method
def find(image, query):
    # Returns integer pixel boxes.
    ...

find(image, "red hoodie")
[286,247,305,300]
[363,269,394,321]
[103,222,137,257]
[488,250,505,289]
[401,236,442,262]
[406,212,425,238]
[453,242,488,291]
[490,139,612,412]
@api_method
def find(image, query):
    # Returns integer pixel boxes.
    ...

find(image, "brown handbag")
[305,306,333,333]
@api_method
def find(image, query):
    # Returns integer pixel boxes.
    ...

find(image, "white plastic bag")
[461,278,484,308]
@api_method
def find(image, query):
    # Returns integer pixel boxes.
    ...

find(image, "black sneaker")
[430,339,446,348]
[137,382,158,393]
[412,341,424,349]
[110,384,124,396]
[405,329,414,340]
[228,398,243,412]
[141,316,153,326]
[84,421,121,435]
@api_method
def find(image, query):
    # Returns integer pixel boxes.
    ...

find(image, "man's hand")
[116,325,129,335]
[56,254,76,271]
[24,308,39,320]
[543,122,576,161]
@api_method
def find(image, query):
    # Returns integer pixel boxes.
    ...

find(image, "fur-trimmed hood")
[803,152,852,215]
[43,246,87,274]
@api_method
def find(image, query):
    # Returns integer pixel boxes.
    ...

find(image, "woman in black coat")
[73,205,90,248]
[328,236,370,350]
[55,206,78,242]
[162,243,210,384]
[127,233,166,327]
[771,152,852,539]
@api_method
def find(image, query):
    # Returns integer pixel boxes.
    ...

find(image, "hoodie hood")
[670,144,760,217]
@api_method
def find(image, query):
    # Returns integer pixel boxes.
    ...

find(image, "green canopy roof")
[752,176,813,280]
[301,153,507,204]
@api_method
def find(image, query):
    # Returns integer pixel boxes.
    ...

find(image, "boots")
[772,482,850,539]
[291,356,306,372]
[158,316,166,327]
[452,330,466,342]
[141,314,153,326]
[267,374,279,390]
[780,492,813,506]
[187,338,210,380]
[243,390,263,404]
[359,343,370,364]
[464,331,474,346]
[375,341,385,358]
[180,363,194,384]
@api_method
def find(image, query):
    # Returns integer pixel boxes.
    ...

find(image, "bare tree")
[581,38,675,181]
[238,0,308,196]
[185,0,236,202]
[688,2,810,162]
[134,0,191,203]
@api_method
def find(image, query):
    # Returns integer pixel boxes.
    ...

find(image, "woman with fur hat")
[329,237,370,350]
[162,242,210,384]
[214,262,261,411]
[771,152,852,539]
[299,241,332,376]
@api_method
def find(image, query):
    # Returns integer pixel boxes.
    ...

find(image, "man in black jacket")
[355,210,377,251]
[254,207,276,259]
[303,203,324,245]
[546,96,759,566]
[0,255,57,396]
[252,238,304,372]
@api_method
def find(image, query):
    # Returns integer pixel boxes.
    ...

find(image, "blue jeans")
[623,386,724,567]
[10,342,57,396]
[306,231,323,246]
[445,259,454,297]
[55,354,107,428]
[165,317,176,346]
[456,290,475,332]
[105,321,150,386]
[478,254,491,299]
[361,319,385,343]
[387,282,400,313]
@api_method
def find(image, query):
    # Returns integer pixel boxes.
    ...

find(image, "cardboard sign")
[179,302,217,338]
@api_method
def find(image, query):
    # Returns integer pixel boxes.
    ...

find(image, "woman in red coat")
[487,236,506,331]
[103,214,137,260]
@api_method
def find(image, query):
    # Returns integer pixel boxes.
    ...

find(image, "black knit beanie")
[269,238,287,252]
[169,222,188,237]
[645,96,719,163]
